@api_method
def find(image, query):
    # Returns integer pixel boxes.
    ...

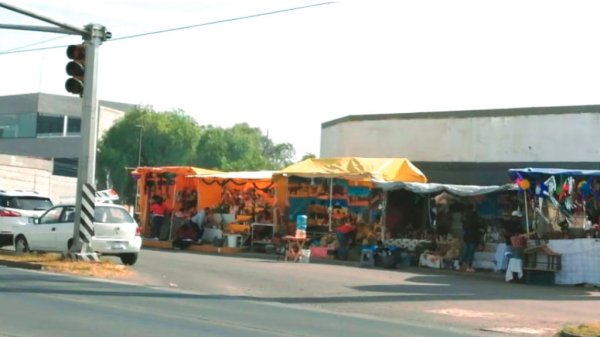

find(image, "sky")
[1,0,600,159]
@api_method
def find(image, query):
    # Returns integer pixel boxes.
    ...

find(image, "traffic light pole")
[0,3,109,255]
[70,24,105,252]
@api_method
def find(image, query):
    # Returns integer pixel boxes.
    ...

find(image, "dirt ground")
[0,252,134,279]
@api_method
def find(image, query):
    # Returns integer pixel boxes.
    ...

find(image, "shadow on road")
[0,270,597,305]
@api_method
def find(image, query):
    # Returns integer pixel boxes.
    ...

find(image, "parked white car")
[13,203,142,265]
[0,190,53,247]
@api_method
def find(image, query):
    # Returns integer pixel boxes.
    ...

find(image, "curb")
[0,259,43,270]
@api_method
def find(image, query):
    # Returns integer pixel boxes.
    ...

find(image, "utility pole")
[0,2,110,257]
[134,125,143,217]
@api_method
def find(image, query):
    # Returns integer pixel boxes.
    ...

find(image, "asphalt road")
[0,266,488,337]
[127,248,600,336]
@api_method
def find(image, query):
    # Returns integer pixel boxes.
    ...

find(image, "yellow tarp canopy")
[277,157,427,183]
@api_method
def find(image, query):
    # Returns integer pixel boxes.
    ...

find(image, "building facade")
[0,93,136,202]
[320,105,600,185]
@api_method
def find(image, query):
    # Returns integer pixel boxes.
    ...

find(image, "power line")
[0,2,335,56]
[0,43,67,55]
[1,34,68,53]
[110,2,335,42]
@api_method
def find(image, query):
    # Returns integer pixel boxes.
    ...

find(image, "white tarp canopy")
[374,181,517,197]
[187,170,276,180]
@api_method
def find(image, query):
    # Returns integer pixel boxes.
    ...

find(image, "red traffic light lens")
[66,44,85,60]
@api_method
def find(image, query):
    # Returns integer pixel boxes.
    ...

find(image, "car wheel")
[15,235,30,254]
[120,253,138,266]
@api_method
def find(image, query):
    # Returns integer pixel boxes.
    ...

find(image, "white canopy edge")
[187,170,277,180]
[374,181,517,197]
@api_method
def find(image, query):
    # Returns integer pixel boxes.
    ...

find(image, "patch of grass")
[0,252,132,278]
[560,322,600,337]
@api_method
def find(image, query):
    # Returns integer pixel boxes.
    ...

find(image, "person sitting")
[172,223,195,250]
[286,242,303,262]
[190,207,209,243]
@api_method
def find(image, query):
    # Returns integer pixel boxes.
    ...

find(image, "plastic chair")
[360,249,375,267]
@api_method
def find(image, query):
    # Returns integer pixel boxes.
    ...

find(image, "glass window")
[15,197,53,211]
[37,113,64,137]
[94,207,134,223]
[40,207,63,224]
[59,206,76,223]
[0,113,36,139]
[66,117,81,135]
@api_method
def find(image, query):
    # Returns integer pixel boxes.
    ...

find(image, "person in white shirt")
[190,207,209,242]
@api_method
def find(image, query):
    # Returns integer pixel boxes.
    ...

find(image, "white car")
[13,203,142,265]
[0,190,53,247]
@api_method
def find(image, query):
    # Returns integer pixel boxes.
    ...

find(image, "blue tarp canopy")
[508,168,600,179]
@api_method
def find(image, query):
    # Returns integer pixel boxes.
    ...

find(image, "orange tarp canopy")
[133,166,223,235]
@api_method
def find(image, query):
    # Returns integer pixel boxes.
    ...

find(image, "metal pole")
[137,126,143,167]
[0,23,77,34]
[71,24,106,252]
[134,126,143,216]
[328,178,333,232]
[0,2,86,35]
[381,192,388,242]
[523,191,530,235]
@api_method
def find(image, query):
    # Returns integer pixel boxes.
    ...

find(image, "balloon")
[580,181,592,197]
[518,179,531,190]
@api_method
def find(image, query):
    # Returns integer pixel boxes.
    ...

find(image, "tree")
[97,107,201,203]
[195,123,295,171]
[301,153,317,161]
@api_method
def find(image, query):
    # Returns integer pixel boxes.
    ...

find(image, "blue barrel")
[296,215,307,231]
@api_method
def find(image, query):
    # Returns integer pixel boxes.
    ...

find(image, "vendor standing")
[460,206,483,272]
[336,219,357,260]
[150,197,169,240]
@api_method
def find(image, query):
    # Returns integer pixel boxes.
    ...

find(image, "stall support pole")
[328,178,333,232]
[169,184,178,241]
[523,191,530,234]
[381,192,388,242]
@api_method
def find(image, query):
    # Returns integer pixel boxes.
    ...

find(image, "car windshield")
[12,197,53,211]
[93,206,134,223]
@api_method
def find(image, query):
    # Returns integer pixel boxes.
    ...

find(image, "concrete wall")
[321,112,600,163]
[0,155,76,204]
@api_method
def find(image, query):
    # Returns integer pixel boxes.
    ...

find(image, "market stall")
[371,181,519,270]
[273,157,427,259]
[187,171,277,249]
[131,166,222,239]
[507,168,600,285]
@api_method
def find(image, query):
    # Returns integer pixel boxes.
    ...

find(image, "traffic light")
[65,44,86,95]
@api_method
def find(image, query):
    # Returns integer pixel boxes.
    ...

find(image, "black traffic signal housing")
[65,44,86,95]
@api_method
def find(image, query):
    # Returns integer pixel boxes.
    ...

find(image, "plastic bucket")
[227,234,241,248]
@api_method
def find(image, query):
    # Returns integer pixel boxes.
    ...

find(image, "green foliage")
[98,109,295,204]
[301,153,317,161]
[195,123,295,171]
[97,106,201,203]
